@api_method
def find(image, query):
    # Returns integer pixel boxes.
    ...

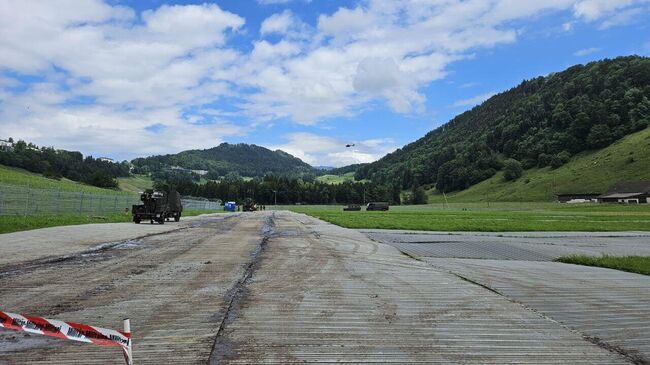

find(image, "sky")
[0,0,648,167]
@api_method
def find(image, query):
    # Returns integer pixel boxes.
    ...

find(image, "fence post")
[114,196,118,212]
[56,190,61,214]
[99,195,103,213]
[0,189,3,215]
[79,192,84,213]
[24,184,30,217]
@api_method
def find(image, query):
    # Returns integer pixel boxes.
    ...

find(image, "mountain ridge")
[131,142,316,178]
[356,56,650,193]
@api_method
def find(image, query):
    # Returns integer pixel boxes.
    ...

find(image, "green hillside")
[429,126,650,202]
[357,56,650,193]
[316,172,357,184]
[132,142,315,178]
[0,165,131,195]
[117,175,154,194]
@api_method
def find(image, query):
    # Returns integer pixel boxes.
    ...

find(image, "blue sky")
[0,0,648,166]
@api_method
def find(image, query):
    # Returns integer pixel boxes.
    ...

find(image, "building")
[98,157,115,163]
[555,193,600,203]
[0,139,13,152]
[598,181,650,204]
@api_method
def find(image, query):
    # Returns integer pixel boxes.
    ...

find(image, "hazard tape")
[0,310,132,364]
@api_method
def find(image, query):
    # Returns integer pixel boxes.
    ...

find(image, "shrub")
[503,159,523,181]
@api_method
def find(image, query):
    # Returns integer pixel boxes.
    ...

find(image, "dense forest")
[0,139,130,188]
[132,143,316,178]
[154,174,401,205]
[356,56,650,192]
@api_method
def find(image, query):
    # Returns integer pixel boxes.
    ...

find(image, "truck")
[366,202,389,211]
[132,189,183,224]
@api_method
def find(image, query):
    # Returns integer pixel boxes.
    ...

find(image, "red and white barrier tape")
[0,310,132,364]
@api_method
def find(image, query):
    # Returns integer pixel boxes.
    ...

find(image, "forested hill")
[356,56,650,192]
[131,143,315,178]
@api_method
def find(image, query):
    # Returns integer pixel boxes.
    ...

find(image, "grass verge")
[556,255,650,276]
[0,209,222,234]
[282,203,650,232]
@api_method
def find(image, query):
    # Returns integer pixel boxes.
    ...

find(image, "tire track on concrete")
[209,213,276,364]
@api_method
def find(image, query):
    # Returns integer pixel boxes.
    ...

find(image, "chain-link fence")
[0,183,221,216]
[180,198,221,211]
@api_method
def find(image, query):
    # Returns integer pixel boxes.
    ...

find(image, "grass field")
[0,165,131,195]
[556,255,650,276]
[281,203,650,231]
[316,172,365,184]
[428,127,650,203]
[118,174,153,193]
[0,209,222,234]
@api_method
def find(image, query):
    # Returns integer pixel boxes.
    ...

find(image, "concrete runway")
[0,212,638,363]
[363,229,650,364]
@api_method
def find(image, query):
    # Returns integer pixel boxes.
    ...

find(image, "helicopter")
[345,143,355,148]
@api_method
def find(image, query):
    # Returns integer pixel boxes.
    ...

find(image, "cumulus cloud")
[574,47,601,56]
[1,0,647,164]
[261,10,294,35]
[451,91,497,108]
[270,133,396,167]
[0,1,245,159]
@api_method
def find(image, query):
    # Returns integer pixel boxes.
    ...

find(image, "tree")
[503,159,523,181]
[411,184,428,205]
[586,124,613,148]
[550,151,571,169]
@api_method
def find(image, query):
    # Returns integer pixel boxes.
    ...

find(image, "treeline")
[0,139,130,188]
[154,174,402,205]
[357,56,650,192]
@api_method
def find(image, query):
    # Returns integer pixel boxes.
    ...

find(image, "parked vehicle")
[343,204,361,211]
[224,201,237,212]
[243,198,258,212]
[132,190,182,224]
[366,202,389,211]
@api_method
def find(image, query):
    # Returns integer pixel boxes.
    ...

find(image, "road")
[0,212,635,364]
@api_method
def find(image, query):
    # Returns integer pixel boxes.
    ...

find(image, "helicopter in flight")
[345,143,355,148]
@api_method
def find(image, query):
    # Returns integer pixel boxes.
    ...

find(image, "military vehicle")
[366,202,389,211]
[243,198,258,212]
[132,189,183,224]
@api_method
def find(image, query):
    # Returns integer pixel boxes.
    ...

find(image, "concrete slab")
[425,258,650,364]
[364,229,650,364]
[362,230,650,261]
[212,212,629,364]
[0,213,229,266]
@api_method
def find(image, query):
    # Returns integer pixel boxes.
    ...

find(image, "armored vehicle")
[132,189,183,224]
[243,198,258,212]
[366,202,389,211]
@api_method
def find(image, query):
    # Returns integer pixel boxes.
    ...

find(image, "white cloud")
[0,0,647,164]
[574,47,601,56]
[258,0,293,4]
[573,0,635,20]
[261,10,294,35]
[599,6,646,28]
[0,1,245,159]
[269,132,396,167]
[451,91,497,108]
